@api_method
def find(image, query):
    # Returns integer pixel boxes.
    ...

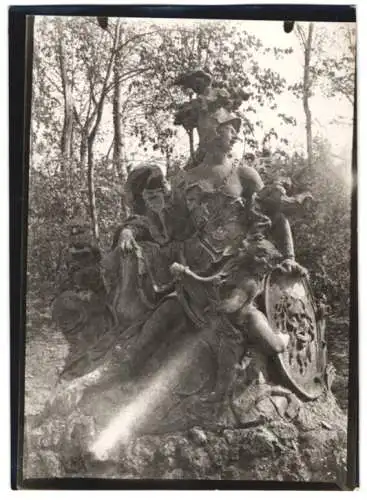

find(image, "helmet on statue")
[210,107,242,133]
[196,106,242,152]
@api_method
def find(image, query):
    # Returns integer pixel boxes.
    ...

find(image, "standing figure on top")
[171,71,308,360]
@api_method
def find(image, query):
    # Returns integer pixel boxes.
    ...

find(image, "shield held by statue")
[264,267,327,400]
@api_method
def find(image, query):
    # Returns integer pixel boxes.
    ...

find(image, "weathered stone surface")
[24,385,347,484]
[189,427,208,445]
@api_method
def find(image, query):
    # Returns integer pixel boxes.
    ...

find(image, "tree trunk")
[188,129,194,161]
[87,138,99,243]
[56,25,73,162]
[112,40,127,184]
[80,130,88,168]
[85,21,119,244]
[165,147,172,177]
[112,25,129,218]
[303,23,314,168]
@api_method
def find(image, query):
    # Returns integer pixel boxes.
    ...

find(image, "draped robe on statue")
[56,164,287,432]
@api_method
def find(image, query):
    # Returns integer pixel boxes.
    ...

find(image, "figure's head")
[70,216,88,234]
[200,107,241,156]
[125,163,170,215]
[69,216,92,245]
[216,121,240,154]
[142,168,171,214]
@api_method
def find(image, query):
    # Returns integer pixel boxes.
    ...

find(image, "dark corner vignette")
[346,61,358,491]
[9,10,34,490]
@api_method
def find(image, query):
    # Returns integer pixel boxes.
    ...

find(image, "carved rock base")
[24,374,347,485]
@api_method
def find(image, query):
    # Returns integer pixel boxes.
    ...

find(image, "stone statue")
[173,69,250,167]
[51,216,115,362]
[54,72,325,421]
[56,164,182,382]
[25,70,346,483]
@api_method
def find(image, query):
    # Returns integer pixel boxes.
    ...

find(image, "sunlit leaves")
[278,113,297,126]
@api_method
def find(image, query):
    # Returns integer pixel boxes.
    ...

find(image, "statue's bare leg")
[123,297,190,377]
[239,304,289,354]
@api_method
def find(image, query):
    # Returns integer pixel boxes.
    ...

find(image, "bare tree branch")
[104,66,154,95]
[296,24,307,50]
[44,73,63,95]
[72,106,82,128]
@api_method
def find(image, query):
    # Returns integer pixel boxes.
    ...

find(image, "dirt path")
[24,298,68,416]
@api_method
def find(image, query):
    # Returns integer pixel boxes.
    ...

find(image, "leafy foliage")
[259,137,351,317]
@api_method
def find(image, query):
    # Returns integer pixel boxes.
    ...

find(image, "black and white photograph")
[14,8,357,488]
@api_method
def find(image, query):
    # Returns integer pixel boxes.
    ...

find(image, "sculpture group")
[52,70,327,437]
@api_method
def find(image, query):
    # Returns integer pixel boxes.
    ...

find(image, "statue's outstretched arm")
[271,212,308,277]
[271,212,295,260]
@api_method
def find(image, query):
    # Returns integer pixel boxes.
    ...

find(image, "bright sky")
[243,20,354,153]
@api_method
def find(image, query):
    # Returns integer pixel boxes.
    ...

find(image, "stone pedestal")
[23,354,347,485]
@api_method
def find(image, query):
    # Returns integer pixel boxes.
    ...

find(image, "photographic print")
[15,9,357,488]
